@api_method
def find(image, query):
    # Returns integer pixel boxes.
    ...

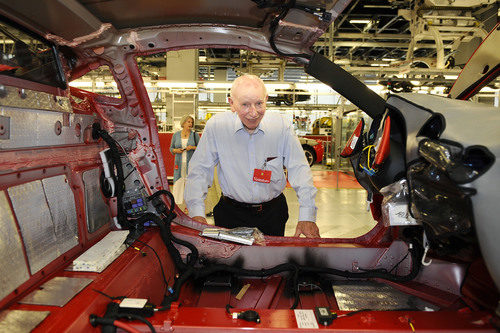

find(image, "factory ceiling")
[2,0,497,89]
[197,0,499,89]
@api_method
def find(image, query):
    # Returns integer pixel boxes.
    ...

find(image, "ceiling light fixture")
[69,81,92,87]
[349,19,371,24]
[203,82,232,89]
[265,83,292,90]
[157,81,198,88]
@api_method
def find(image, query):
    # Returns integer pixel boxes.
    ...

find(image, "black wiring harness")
[252,0,334,61]
[146,187,423,310]
[92,123,129,229]
[91,126,424,331]
[268,0,312,60]
[90,299,156,333]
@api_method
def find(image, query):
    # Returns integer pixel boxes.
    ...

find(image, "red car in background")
[299,136,323,166]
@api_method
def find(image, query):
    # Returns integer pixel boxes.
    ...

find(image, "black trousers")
[213,193,288,236]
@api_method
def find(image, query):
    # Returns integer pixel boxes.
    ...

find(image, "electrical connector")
[231,310,261,323]
[118,298,155,317]
[315,307,337,326]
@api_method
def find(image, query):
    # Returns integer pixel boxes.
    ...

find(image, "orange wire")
[113,320,141,333]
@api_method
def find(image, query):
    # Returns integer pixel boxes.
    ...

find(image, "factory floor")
[284,164,377,238]
[204,164,377,238]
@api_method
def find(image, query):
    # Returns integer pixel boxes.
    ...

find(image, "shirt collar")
[232,112,267,134]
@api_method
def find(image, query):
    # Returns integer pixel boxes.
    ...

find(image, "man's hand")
[192,216,207,223]
[185,145,196,151]
[293,221,320,238]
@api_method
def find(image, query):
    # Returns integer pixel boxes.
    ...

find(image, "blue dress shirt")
[185,111,317,222]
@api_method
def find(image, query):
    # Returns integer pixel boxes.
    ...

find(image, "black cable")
[92,289,125,301]
[92,123,129,228]
[291,266,300,309]
[117,313,156,333]
[123,167,137,181]
[134,239,170,288]
[389,250,410,273]
[148,190,176,216]
[159,266,195,309]
[224,304,260,323]
[143,181,423,310]
[135,213,188,273]
[156,205,422,308]
[299,244,421,283]
[147,190,200,267]
[90,302,156,332]
[337,308,371,318]
[268,0,312,60]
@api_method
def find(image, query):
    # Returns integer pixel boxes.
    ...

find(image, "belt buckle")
[253,204,263,212]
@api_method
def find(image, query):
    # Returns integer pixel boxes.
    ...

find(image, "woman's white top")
[180,137,189,178]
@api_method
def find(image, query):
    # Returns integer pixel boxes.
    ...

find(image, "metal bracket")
[421,231,433,266]
[366,191,373,211]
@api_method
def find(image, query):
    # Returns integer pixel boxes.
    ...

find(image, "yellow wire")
[359,145,376,171]
[367,145,372,170]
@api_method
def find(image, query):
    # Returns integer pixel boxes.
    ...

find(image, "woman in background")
[170,115,199,207]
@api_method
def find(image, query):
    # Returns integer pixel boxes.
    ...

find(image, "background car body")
[299,136,324,166]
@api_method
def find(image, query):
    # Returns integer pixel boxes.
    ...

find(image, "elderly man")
[184,74,319,237]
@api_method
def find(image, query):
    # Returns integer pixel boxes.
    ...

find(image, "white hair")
[230,74,267,99]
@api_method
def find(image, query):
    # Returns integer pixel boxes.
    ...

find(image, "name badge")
[253,169,271,183]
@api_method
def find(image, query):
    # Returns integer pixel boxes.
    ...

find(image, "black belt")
[221,193,283,212]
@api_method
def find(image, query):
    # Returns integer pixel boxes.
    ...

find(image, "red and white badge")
[253,169,271,183]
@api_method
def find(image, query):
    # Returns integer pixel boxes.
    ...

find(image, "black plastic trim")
[305,53,387,118]
[456,64,500,100]
[386,94,436,116]
[417,113,446,139]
